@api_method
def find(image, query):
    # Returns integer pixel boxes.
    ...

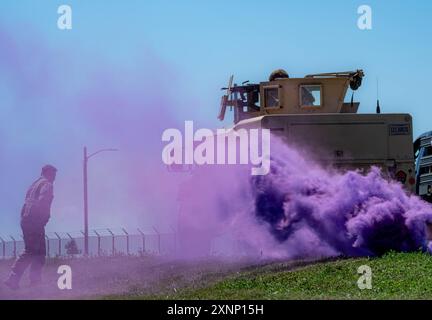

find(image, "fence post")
[122,228,129,255]
[66,233,76,256]
[54,232,62,256]
[107,229,115,255]
[80,231,87,256]
[137,228,145,254]
[10,236,16,258]
[0,236,5,259]
[153,227,161,254]
[170,226,177,255]
[45,235,50,257]
[93,230,101,256]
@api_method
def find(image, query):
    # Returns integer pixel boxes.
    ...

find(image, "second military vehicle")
[415,131,432,201]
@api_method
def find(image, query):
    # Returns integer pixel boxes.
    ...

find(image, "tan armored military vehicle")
[176,69,422,257]
[218,69,416,192]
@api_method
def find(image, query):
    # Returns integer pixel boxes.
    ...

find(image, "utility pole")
[83,146,118,256]
[83,147,89,256]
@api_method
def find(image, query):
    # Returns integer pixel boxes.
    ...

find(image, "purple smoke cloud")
[176,136,432,259]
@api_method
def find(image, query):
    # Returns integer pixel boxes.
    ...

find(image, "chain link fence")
[0,227,176,259]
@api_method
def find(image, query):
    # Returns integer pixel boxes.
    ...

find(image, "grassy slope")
[123,252,432,300]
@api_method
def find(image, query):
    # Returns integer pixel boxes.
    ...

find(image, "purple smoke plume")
[176,136,432,259]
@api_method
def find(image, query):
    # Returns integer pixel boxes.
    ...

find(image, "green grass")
[112,252,432,300]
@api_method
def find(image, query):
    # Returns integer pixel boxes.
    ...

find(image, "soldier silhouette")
[4,165,57,290]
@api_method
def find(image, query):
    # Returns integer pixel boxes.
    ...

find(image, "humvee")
[177,69,420,256]
[218,69,416,192]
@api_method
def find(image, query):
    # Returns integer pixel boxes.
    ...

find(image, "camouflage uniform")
[9,176,54,284]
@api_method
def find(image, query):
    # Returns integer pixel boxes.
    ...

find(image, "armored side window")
[263,85,281,109]
[300,85,322,108]
[424,146,432,157]
[419,166,431,175]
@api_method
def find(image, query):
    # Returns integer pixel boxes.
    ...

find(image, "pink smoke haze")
[3,25,432,301]
[2,24,432,260]
[0,26,193,234]
[2,24,432,259]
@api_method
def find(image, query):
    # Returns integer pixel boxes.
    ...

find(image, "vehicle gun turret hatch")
[218,75,260,122]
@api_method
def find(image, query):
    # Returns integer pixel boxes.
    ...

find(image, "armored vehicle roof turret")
[219,69,364,123]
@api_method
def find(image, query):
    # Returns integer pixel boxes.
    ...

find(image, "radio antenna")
[376,77,381,114]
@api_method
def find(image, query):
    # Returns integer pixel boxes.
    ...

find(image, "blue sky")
[1,0,431,129]
[0,0,431,234]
